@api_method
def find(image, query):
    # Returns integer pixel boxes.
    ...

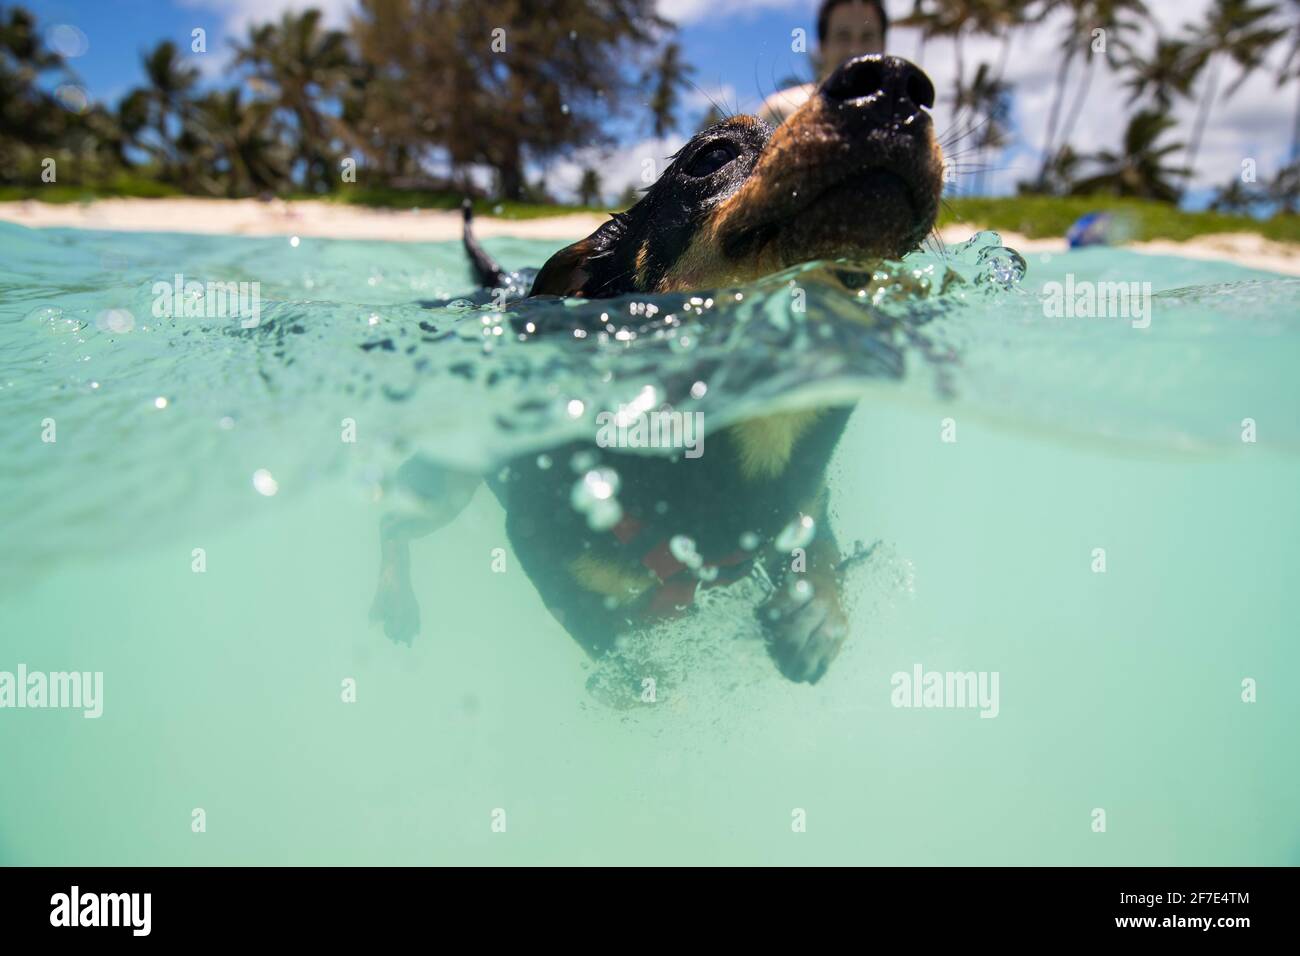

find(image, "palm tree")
[896,1,1019,113]
[577,167,603,206]
[115,88,151,158]
[1280,0,1300,162]
[1054,1,1149,154]
[138,40,198,184]
[234,9,355,193]
[1073,109,1187,201]
[646,42,692,139]
[957,61,1013,195]
[1121,38,1197,111]
[0,6,61,73]
[1183,0,1287,178]
[1036,0,1150,187]
[1035,144,1084,195]
[1270,160,1299,211]
[189,89,291,197]
[1209,173,1265,211]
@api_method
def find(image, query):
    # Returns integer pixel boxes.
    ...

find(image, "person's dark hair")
[816,0,888,46]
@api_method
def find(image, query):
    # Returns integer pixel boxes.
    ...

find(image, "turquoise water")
[1,220,1297,865]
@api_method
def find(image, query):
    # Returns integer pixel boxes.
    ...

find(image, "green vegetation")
[0,1,688,203]
[0,174,180,202]
[940,195,1300,243]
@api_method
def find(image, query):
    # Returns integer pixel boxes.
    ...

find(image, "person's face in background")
[818,1,885,81]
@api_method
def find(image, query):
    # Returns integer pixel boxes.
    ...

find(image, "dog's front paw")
[761,579,848,684]
[370,577,421,646]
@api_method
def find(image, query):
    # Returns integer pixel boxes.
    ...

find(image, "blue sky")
[31,0,824,118]
[19,0,1296,204]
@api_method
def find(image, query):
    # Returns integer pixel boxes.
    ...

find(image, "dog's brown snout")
[822,55,935,122]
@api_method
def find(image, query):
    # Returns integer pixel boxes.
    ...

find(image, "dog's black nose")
[822,55,935,120]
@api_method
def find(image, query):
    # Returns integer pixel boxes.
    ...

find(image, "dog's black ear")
[530,238,596,297]
[528,215,630,298]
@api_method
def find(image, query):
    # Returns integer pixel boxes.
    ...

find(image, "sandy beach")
[2,197,1297,276]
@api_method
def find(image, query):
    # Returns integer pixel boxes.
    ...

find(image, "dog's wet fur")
[374,56,944,685]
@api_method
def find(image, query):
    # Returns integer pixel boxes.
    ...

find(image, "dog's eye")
[685,142,739,177]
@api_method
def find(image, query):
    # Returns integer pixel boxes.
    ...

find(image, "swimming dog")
[372,55,943,684]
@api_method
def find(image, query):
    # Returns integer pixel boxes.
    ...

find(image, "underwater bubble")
[585,497,623,531]
[252,469,279,496]
[536,454,552,470]
[776,514,815,551]
[697,565,719,583]
[566,399,586,419]
[570,450,598,473]
[739,531,760,550]
[669,535,703,570]
[690,381,708,399]
[582,467,619,501]
[153,396,168,409]
[571,468,622,527]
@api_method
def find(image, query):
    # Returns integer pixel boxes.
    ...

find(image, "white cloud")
[683,82,747,117]
[180,0,357,37]
[547,135,690,205]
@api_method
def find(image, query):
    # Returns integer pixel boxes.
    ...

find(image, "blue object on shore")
[1067,212,1113,248]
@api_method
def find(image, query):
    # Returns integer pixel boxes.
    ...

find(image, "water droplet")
[95,308,134,333]
[789,578,814,603]
[29,306,81,335]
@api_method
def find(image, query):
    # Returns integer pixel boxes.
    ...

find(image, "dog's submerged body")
[373,55,944,684]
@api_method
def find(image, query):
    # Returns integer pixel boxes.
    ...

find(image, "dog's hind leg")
[370,455,481,645]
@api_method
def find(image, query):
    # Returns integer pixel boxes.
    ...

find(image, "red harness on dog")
[609,514,754,617]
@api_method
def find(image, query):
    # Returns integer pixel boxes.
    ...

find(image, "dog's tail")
[462,199,506,289]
